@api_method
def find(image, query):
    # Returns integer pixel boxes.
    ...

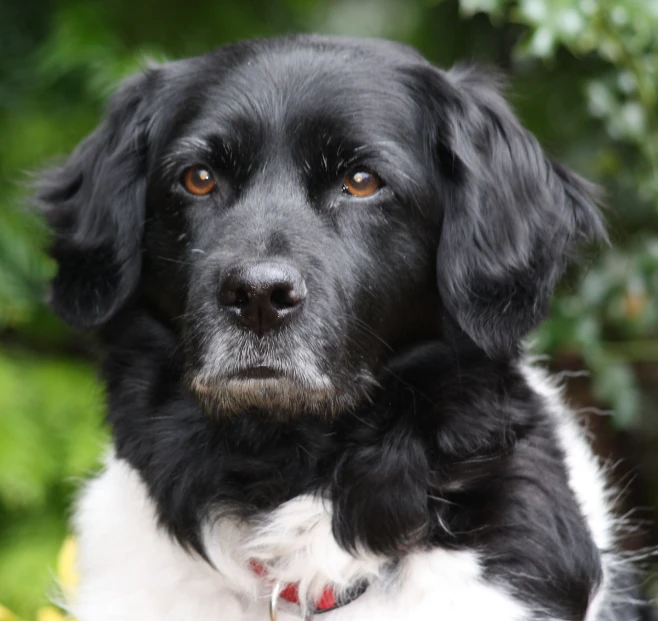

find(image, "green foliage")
[0,350,106,615]
[0,0,657,616]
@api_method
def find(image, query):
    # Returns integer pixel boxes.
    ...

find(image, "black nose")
[218,261,307,335]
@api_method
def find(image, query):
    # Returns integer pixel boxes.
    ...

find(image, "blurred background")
[1,0,657,617]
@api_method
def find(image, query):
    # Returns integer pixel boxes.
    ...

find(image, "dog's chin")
[188,373,354,420]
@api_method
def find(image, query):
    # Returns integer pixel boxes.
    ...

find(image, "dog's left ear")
[423,66,606,358]
[35,69,161,329]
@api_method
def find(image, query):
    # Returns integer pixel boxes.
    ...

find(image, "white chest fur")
[71,457,530,621]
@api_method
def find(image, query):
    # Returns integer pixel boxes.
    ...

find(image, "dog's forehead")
[189,40,423,138]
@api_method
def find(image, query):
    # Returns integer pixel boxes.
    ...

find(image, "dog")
[37,35,655,620]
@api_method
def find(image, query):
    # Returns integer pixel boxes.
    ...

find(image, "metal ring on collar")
[269,581,282,621]
[269,581,313,621]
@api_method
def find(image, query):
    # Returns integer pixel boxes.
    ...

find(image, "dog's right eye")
[182,166,216,196]
[342,169,382,198]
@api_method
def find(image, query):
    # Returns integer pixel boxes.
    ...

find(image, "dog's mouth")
[187,361,344,418]
[227,365,282,380]
[183,326,378,418]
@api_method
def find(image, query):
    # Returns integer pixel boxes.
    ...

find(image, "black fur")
[37,35,652,620]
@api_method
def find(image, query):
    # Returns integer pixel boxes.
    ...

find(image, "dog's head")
[37,36,604,418]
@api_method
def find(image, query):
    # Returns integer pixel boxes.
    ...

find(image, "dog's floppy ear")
[426,66,606,358]
[36,69,160,329]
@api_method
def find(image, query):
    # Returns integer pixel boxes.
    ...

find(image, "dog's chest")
[71,456,529,621]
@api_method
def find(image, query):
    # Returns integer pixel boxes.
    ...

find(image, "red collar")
[249,560,366,614]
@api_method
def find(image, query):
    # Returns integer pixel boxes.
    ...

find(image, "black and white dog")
[38,35,654,620]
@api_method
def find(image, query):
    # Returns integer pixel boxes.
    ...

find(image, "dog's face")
[143,42,444,416]
[38,36,604,418]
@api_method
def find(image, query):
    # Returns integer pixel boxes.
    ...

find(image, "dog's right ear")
[412,65,605,358]
[35,69,160,329]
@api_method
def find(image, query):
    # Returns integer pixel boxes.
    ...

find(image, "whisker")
[155,255,194,266]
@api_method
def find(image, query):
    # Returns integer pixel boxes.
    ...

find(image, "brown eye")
[342,170,382,198]
[183,166,216,196]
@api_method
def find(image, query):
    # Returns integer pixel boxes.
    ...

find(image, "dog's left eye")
[342,170,382,198]
[182,166,216,196]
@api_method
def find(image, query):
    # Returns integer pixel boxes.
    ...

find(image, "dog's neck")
[100,306,536,558]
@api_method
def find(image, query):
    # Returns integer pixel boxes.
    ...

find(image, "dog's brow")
[341,141,401,166]
[169,137,213,157]
[160,137,213,174]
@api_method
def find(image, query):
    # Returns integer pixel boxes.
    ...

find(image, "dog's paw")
[204,495,384,607]
[248,496,383,599]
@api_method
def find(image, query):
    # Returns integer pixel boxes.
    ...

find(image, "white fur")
[521,363,631,621]
[70,362,620,621]
[72,457,528,620]
[521,364,615,553]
